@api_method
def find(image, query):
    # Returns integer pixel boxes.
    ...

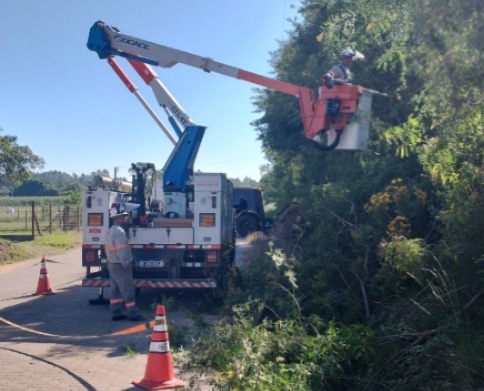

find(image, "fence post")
[63,204,69,232]
[31,201,35,240]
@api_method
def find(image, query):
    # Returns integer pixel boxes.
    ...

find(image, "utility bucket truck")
[83,19,379,300]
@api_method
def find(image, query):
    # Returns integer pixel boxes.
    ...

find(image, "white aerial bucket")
[326,91,372,150]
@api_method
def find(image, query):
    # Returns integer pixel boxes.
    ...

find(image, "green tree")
[0,130,44,183]
[248,0,483,388]
[64,182,82,204]
[13,180,58,196]
[230,176,260,187]
[31,170,81,195]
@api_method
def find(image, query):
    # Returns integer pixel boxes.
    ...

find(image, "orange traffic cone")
[132,305,185,390]
[34,257,54,295]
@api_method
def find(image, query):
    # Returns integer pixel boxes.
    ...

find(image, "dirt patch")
[0,232,82,268]
[0,239,32,266]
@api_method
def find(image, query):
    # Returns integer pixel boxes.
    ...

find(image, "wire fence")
[0,198,81,241]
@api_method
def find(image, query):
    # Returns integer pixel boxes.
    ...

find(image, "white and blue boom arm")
[102,56,205,192]
[106,56,179,144]
[87,20,373,151]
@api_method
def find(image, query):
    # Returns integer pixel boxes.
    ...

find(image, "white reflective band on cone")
[154,316,167,332]
[149,340,170,353]
[154,324,168,332]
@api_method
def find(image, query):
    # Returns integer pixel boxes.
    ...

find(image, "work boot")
[111,314,127,321]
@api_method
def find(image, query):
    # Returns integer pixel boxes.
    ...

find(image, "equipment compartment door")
[129,227,194,244]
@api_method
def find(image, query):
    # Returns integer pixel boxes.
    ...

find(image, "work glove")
[322,74,334,88]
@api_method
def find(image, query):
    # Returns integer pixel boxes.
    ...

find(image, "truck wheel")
[236,214,260,237]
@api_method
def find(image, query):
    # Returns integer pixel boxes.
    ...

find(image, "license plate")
[139,260,164,268]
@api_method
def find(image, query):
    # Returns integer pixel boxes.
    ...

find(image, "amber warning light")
[88,213,103,226]
[199,213,215,227]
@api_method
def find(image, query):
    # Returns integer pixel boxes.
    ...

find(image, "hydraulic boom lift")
[87,20,373,151]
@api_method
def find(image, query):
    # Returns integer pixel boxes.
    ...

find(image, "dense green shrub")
[183,302,375,390]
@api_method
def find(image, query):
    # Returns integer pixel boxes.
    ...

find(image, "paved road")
[0,248,215,391]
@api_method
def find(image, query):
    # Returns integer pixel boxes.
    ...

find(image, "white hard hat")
[341,47,365,61]
[341,47,355,57]
[110,208,128,218]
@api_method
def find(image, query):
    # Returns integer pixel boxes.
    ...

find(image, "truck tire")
[236,214,260,237]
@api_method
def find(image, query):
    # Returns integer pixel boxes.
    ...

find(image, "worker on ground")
[322,46,364,88]
[105,210,144,321]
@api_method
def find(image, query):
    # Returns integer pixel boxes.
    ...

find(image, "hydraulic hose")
[312,129,342,151]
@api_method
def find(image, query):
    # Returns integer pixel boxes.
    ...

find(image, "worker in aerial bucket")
[322,46,365,88]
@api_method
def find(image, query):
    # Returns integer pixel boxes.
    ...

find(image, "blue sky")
[0,0,300,181]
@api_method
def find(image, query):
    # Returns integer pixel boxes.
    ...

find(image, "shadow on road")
[0,283,220,356]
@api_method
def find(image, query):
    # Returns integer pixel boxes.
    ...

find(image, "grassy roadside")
[0,231,82,266]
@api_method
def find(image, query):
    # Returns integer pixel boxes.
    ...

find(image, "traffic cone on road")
[34,257,54,295]
[132,305,185,390]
